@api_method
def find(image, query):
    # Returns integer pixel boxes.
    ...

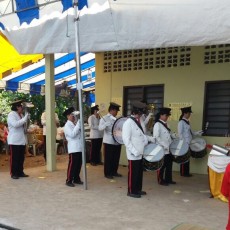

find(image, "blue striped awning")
[2,52,95,94]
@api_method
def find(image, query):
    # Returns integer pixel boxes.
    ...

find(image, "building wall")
[95,46,230,174]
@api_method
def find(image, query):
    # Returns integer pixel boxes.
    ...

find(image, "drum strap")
[182,119,193,135]
[157,120,171,132]
[130,117,144,134]
[182,119,190,125]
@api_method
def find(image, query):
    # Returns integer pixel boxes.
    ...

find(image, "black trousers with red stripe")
[128,159,143,195]
[180,160,190,176]
[9,145,26,176]
[157,153,173,183]
[103,143,121,177]
[90,138,103,164]
[66,152,82,183]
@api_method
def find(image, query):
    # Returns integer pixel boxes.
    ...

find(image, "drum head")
[143,143,164,162]
[190,137,206,152]
[112,117,128,144]
[170,139,189,157]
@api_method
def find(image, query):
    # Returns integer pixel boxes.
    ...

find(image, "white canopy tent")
[0,0,230,54]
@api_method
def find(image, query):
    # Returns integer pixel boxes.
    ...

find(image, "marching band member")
[153,107,176,186]
[98,102,122,179]
[7,100,30,179]
[88,105,103,166]
[63,107,83,187]
[178,106,203,177]
[122,101,155,198]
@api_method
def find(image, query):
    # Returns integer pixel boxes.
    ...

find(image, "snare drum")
[112,117,128,144]
[169,138,190,164]
[143,143,164,171]
[190,137,207,158]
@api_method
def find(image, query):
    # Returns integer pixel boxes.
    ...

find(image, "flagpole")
[74,0,87,190]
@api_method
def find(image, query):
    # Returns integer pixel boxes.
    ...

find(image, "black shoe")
[73,180,83,185]
[167,181,176,184]
[127,193,141,198]
[19,173,29,177]
[159,181,168,186]
[66,182,75,187]
[113,173,122,177]
[97,162,103,165]
[90,162,97,166]
[105,175,114,179]
[11,175,19,179]
[138,191,147,195]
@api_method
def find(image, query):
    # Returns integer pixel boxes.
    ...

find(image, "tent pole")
[74,0,87,190]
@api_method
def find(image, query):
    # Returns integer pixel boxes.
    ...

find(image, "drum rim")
[112,116,128,144]
[143,157,164,171]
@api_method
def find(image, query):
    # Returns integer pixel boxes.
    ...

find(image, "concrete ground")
[0,159,228,230]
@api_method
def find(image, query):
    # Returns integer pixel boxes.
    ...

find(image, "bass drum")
[143,143,165,171]
[190,137,207,158]
[112,117,128,144]
[169,138,190,164]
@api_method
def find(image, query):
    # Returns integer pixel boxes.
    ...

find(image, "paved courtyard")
[0,159,228,230]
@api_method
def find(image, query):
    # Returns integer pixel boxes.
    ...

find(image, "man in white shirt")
[98,102,122,179]
[7,100,29,179]
[88,105,103,166]
[122,101,155,198]
[63,107,83,187]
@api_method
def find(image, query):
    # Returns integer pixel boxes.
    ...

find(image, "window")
[203,81,230,136]
[123,85,164,116]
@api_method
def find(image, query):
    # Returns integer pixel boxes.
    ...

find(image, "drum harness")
[157,120,173,141]
[181,119,193,136]
[129,116,144,134]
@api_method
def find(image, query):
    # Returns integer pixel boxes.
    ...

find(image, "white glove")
[148,112,153,116]
[24,113,30,121]
[171,133,177,139]
[195,130,203,136]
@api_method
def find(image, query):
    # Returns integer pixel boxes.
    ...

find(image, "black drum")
[190,137,207,158]
[169,138,190,164]
[112,117,128,144]
[143,143,164,171]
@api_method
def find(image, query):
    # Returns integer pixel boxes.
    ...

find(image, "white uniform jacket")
[88,114,103,139]
[64,120,82,154]
[41,112,59,135]
[153,120,173,155]
[178,119,195,145]
[98,113,119,145]
[122,117,155,160]
[7,111,27,145]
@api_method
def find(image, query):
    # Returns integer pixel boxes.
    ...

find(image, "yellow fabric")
[209,167,228,203]
[0,33,43,79]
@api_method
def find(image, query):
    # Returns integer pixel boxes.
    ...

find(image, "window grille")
[204,44,230,64]
[103,47,191,73]
[203,80,230,136]
[123,85,164,117]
